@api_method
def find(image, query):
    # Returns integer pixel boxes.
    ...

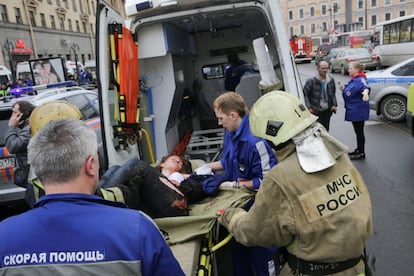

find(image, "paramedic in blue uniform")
[339,61,370,160]
[0,118,184,276]
[206,92,278,276]
[224,50,255,91]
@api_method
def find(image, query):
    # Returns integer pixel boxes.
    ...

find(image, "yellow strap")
[99,187,125,203]
[32,179,45,202]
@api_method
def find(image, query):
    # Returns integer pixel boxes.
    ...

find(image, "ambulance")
[97,0,303,274]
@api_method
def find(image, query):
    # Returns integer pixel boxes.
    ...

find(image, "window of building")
[358,17,363,24]
[310,6,315,17]
[322,22,327,32]
[40,13,46,27]
[79,0,84,13]
[50,15,56,29]
[299,8,304,19]
[59,17,65,30]
[288,10,293,20]
[300,25,304,35]
[0,4,9,22]
[385,13,391,21]
[371,0,377,6]
[358,0,363,9]
[82,21,87,33]
[86,0,91,15]
[14,7,23,24]
[29,10,36,26]
[72,0,77,11]
[289,26,294,37]
[322,5,326,15]
[68,18,72,31]
[384,0,391,5]
[76,20,80,32]
[400,0,406,2]
[371,15,377,26]
[311,23,315,33]
[399,10,405,17]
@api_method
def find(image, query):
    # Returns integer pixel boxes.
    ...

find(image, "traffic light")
[333,3,338,13]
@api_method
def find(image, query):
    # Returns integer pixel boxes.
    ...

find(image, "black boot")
[350,149,366,160]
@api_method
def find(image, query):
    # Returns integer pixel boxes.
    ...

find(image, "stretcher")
[154,188,253,275]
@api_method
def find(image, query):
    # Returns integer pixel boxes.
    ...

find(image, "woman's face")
[161,155,183,172]
[348,63,358,77]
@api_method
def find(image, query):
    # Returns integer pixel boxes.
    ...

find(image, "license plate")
[0,156,16,170]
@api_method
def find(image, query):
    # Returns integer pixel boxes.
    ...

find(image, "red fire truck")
[289,36,313,63]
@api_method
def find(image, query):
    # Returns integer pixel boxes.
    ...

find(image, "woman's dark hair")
[158,154,193,174]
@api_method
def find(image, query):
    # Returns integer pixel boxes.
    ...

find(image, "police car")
[367,57,414,122]
[0,82,101,205]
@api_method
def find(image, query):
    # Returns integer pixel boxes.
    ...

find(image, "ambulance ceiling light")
[160,1,178,9]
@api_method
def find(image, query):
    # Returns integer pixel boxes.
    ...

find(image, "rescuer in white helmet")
[218,90,373,276]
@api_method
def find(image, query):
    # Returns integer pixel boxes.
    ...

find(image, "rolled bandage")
[362,89,369,101]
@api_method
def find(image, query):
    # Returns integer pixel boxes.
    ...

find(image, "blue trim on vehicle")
[368,77,414,84]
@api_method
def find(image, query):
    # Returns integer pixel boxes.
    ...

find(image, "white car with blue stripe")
[367,57,414,122]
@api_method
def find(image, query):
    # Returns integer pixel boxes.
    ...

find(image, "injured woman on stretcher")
[98,155,254,244]
[27,154,253,244]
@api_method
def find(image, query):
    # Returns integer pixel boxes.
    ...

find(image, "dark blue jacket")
[220,115,277,190]
[342,75,370,122]
[224,61,254,91]
[0,193,184,275]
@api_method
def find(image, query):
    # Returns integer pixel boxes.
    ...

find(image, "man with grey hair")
[0,118,184,276]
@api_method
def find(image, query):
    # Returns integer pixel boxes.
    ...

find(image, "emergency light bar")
[10,81,77,97]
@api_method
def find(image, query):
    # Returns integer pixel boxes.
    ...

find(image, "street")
[298,62,414,275]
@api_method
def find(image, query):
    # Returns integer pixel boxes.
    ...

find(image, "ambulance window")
[202,64,225,80]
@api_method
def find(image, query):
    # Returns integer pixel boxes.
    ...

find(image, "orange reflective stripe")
[85,117,101,129]
[0,147,14,182]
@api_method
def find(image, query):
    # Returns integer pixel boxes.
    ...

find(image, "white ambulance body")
[97,0,303,273]
[97,0,303,168]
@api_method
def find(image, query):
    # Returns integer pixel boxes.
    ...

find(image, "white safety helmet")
[250,91,317,146]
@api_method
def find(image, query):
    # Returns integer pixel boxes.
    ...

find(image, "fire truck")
[289,36,313,63]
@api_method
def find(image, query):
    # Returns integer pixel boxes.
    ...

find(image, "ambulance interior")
[118,3,287,163]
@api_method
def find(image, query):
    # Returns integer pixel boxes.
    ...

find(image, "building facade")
[280,0,414,38]
[0,0,125,78]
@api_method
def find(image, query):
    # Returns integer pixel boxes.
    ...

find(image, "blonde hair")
[350,61,365,72]
[213,92,248,117]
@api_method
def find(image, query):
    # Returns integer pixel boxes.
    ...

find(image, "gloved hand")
[194,164,213,175]
[362,89,369,101]
[219,181,239,189]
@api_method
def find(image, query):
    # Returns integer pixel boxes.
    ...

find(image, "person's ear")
[85,156,98,177]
